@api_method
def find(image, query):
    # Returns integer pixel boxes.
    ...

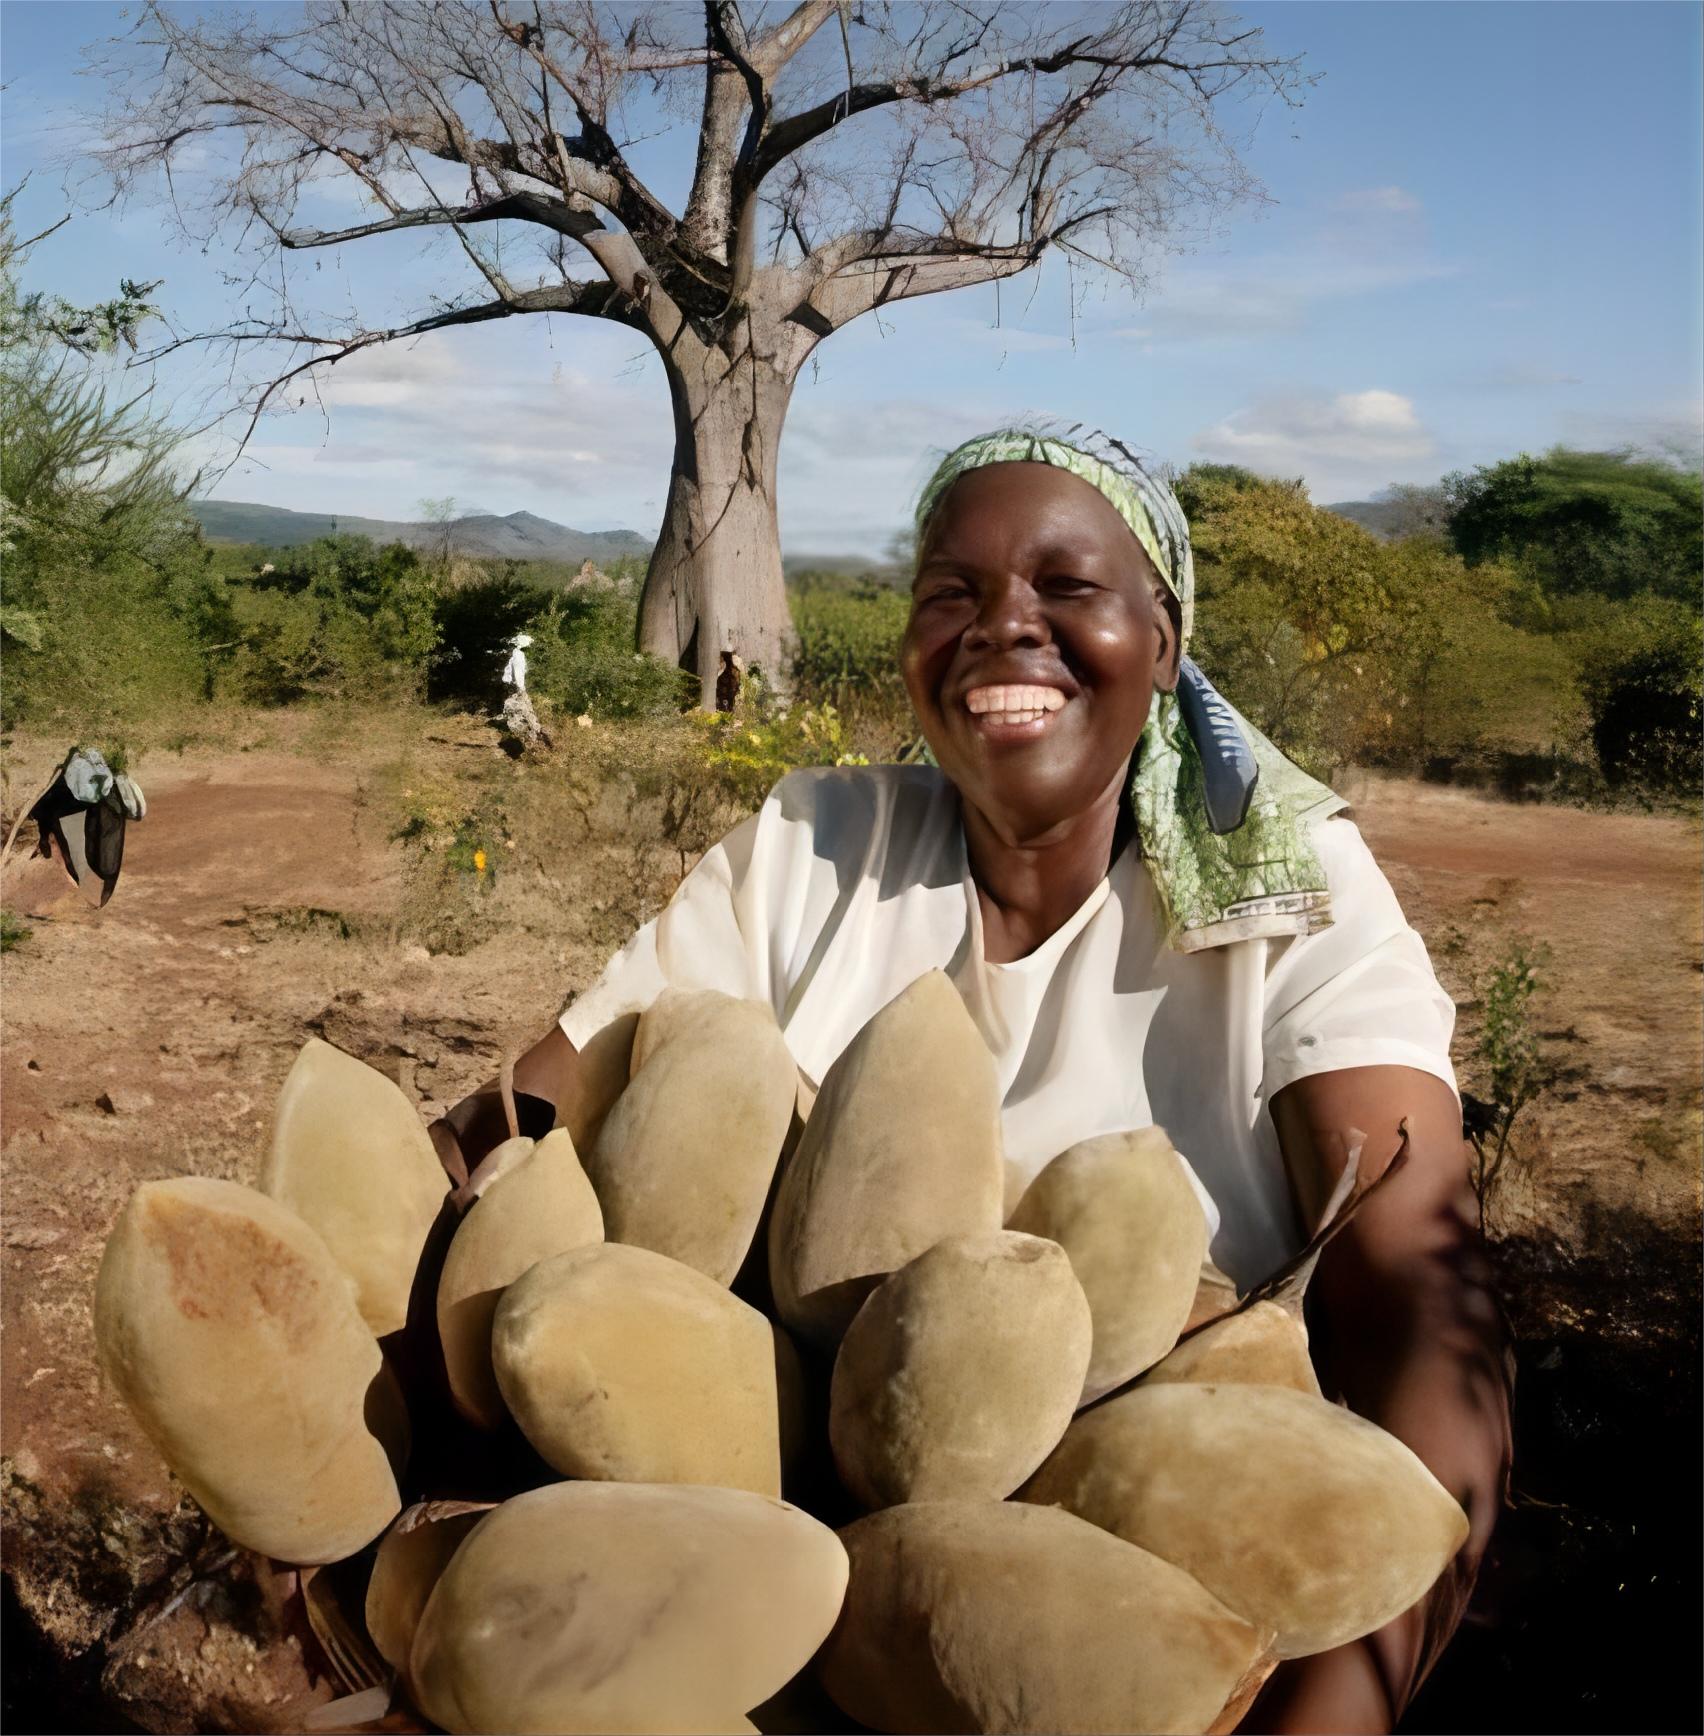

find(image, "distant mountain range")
[189,499,652,563]
[1323,499,1418,539]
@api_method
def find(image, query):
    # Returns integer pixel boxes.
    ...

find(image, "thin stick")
[498,1053,520,1141]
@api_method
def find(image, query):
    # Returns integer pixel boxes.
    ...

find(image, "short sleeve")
[1259,817,1459,1104]
[557,811,762,1048]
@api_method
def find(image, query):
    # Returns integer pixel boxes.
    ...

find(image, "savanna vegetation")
[4,193,1698,822]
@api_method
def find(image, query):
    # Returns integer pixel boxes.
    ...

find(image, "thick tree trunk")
[638,337,796,710]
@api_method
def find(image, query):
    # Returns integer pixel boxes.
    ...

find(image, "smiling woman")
[437,422,1512,1735]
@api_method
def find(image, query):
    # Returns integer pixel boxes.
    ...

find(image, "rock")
[492,1243,781,1495]
[1007,1127,1208,1403]
[436,1129,604,1428]
[1018,1383,1471,1659]
[818,1500,1268,1735]
[93,1177,399,1565]
[829,1232,1091,1508]
[95,1086,155,1116]
[1141,1303,1321,1396]
[409,1482,848,1735]
[768,972,1004,1348]
[260,1038,447,1337]
[586,992,796,1285]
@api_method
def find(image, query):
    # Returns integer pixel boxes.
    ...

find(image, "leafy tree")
[98,0,1308,704]
[0,200,212,730]
[1571,595,1702,792]
[1444,446,1702,603]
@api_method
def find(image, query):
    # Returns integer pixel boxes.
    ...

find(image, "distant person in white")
[500,632,549,747]
[436,425,1510,1734]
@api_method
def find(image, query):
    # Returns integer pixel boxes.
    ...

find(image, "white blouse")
[559,765,1458,1289]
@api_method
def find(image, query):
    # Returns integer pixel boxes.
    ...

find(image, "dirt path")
[1,739,1698,1731]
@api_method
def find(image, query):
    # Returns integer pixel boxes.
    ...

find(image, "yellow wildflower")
[473,848,487,875]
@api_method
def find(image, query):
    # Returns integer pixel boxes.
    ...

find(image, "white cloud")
[206,322,676,530]
[199,323,1007,554]
[1192,389,1437,498]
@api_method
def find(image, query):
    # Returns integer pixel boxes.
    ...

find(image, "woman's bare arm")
[429,1025,582,1185]
[1243,1065,1514,1734]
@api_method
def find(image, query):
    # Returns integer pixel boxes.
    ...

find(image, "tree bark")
[639,331,797,708]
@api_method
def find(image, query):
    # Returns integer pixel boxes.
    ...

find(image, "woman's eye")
[1042,574,1096,595]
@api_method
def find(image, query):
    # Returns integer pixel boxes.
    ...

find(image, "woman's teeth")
[964,684,1066,726]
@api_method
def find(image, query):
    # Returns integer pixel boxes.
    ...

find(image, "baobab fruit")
[773,1322,809,1482]
[1019,1383,1470,1659]
[261,1038,446,1337]
[829,1232,1091,1508]
[586,990,796,1285]
[553,1010,637,1154]
[1007,1127,1208,1403]
[460,1134,536,1201]
[1185,1257,1241,1331]
[818,1500,1267,1736]
[366,1501,492,1679]
[769,971,1003,1348]
[1142,1302,1321,1397]
[436,1129,604,1428]
[409,1482,849,1735]
[628,985,728,1074]
[492,1242,781,1495]
[93,1177,399,1565]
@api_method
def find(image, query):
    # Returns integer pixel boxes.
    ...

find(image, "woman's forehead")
[920,462,1153,571]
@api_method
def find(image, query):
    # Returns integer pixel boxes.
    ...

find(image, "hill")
[190,499,652,563]
[1322,498,1406,538]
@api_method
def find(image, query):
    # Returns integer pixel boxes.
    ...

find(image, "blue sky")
[3,1,1700,553]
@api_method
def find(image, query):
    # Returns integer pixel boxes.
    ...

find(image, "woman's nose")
[964,578,1049,651]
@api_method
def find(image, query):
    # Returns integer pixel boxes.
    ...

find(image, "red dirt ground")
[1,733,1698,1731]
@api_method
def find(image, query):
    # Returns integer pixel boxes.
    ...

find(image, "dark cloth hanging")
[27,748,146,908]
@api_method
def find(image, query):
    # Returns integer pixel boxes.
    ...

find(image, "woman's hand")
[1256,1065,1514,1732]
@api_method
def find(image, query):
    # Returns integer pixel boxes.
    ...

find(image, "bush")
[216,536,441,704]
[790,582,912,745]
[1571,596,1701,794]
[524,580,691,721]
[429,569,554,707]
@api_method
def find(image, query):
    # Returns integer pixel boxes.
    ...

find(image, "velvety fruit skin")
[1141,1302,1321,1397]
[768,971,1004,1348]
[260,1038,447,1337]
[436,1129,604,1428]
[819,1499,1265,1735]
[410,1482,849,1735]
[492,1242,782,1495]
[554,1011,638,1154]
[93,1177,399,1564]
[1018,1382,1471,1659]
[366,1501,492,1678]
[1007,1127,1208,1402]
[586,991,797,1286]
[829,1231,1091,1508]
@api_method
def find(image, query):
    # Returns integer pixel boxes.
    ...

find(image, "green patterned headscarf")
[915,424,1346,953]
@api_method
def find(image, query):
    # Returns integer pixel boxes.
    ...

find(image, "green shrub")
[429,569,553,706]
[790,582,912,747]
[1571,596,1702,794]
[213,535,441,703]
[524,580,690,720]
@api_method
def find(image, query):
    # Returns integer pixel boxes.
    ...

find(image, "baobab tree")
[101,1,1304,704]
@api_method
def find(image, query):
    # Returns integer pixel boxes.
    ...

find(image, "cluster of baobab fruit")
[94,971,1468,1735]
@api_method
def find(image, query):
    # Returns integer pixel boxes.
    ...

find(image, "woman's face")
[900,462,1181,837]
